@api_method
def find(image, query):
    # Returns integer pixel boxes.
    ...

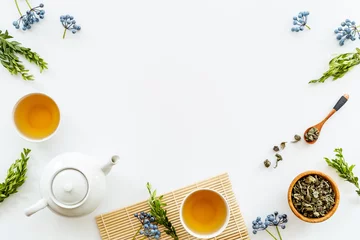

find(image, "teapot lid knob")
[63,183,73,192]
[51,168,88,207]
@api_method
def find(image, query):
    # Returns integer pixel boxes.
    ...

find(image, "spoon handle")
[333,94,349,111]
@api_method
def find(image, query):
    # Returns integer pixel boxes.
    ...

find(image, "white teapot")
[25,152,119,217]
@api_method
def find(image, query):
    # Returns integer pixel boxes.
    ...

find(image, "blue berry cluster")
[60,15,81,38]
[334,19,360,46]
[252,211,288,235]
[13,4,45,31]
[291,11,310,32]
[134,212,161,239]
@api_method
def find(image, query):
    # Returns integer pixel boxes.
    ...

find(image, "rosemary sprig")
[0,149,31,203]
[325,148,360,196]
[309,48,360,84]
[147,183,178,240]
[0,30,47,80]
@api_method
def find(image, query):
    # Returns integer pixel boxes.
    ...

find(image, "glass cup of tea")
[13,93,60,142]
[180,188,230,239]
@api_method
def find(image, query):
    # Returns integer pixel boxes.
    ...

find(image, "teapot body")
[25,152,119,217]
[41,152,106,217]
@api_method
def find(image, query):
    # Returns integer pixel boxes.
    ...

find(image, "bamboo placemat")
[96,173,250,240]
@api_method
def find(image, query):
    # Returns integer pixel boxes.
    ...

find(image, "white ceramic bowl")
[12,92,61,142]
[179,188,230,239]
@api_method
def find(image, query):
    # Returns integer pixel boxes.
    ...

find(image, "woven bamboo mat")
[96,173,249,240]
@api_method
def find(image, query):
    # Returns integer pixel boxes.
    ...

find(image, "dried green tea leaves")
[264,159,271,168]
[274,154,283,168]
[275,153,283,161]
[265,134,302,169]
[305,127,319,142]
[291,175,335,218]
[292,135,301,143]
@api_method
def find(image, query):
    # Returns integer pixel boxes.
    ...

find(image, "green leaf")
[310,50,360,84]
[339,174,347,179]
[146,183,178,240]
[0,149,31,203]
[325,148,360,197]
[309,79,319,84]
[0,31,47,80]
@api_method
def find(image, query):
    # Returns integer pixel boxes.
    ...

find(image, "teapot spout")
[101,155,119,176]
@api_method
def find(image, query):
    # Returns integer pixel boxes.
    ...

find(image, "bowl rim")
[287,170,340,223]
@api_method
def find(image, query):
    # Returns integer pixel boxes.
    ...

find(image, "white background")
[0,0,360,239]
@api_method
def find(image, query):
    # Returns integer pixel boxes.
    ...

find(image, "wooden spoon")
[304,94,349,144]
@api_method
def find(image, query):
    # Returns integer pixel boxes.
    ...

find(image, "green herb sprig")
[0,30,47,80]
[325,148,360,196]
[147,183,178,240]
[0,149,31,203]
[309,48,360,84]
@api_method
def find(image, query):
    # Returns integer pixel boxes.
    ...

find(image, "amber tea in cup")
[180,189,230,238]
[13,93,60,141]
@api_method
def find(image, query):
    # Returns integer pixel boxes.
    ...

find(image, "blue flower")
[291,11,310,32]
[264,212,288,227]
[251,216,268,233]
[60,15,82,39]
[251,211,288,238]
[13,3,45,31]
[134,212,160,239]
[334,19,359,46]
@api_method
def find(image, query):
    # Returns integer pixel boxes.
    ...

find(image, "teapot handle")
[24,198,48,217]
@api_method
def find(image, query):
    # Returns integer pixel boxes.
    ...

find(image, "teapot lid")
[51,168,88,206]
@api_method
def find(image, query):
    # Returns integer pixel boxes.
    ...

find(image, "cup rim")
[287,170,340,223]
[12,92,61,143]
[179,188,230,239]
